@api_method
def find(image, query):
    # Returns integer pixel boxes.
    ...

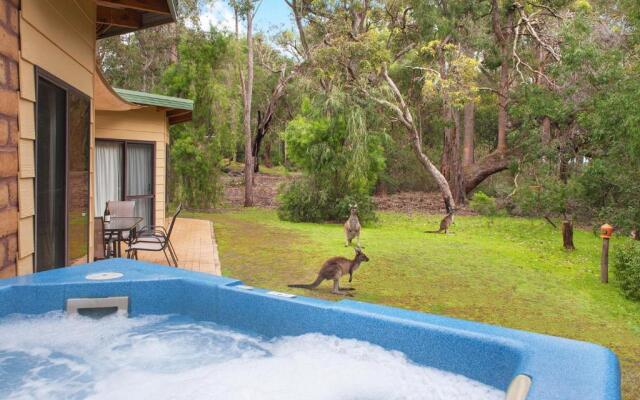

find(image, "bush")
[469,191,498,217]
[278,179,376,224]
[277,97,384,224]
[614,242,640,301]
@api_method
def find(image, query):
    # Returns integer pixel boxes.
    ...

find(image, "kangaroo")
[425,212,454,234]
[344,203,362,247]
[288,247,369,296]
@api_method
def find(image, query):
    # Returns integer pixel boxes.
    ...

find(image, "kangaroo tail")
[288,283,313,289]
[424,229,443,234]
[288,275,323,289]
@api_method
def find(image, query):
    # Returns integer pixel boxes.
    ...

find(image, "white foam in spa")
[0,312,504,400]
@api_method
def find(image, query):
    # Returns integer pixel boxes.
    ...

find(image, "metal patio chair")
[106,200,136,240]
[126,204,182,267]
[94,217,108,260]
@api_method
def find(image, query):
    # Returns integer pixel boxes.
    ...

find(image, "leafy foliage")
[171,132,222,208]
[469,191,498,218]
[278,98,386,223]
[614,242,640,301]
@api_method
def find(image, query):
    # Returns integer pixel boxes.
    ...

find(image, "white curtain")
[95,142,122,217]
[126,143,153,226]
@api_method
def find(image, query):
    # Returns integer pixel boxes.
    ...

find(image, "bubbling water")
[0,312,504,400]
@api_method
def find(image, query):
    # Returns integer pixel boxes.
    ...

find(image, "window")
[95,140,155,227]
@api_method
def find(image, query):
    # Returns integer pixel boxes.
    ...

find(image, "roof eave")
[96,0,178,40]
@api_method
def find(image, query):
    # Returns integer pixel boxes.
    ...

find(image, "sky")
[199,0,294,34]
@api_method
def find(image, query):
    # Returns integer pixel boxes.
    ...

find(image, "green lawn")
[189,209,640,399]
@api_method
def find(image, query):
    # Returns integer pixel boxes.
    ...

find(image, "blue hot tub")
[0,259,620,399]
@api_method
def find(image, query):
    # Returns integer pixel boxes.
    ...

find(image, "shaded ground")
[189,209,640,399]
[374,191,475,215]
[222,173,292,209]
[221,168,472,215]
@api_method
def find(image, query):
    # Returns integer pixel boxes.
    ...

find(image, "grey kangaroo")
[288,247,369,296]
[344,203,362,247]
[425,211,455,234]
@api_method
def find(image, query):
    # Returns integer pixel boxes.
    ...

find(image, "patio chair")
[136,203,182,262]
[126,204,182,267]
[106,200,136,243]
[94,217,107,260]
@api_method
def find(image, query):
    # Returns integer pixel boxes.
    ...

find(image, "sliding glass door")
[126,143,154,225]
[35,73,90,272]
[95,141,154,227]
[36,79,66,270]
[95,141,123,216]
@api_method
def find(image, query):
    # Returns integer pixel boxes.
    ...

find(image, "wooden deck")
[133,218,221,275]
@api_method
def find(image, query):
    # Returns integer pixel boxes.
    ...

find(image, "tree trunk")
[463,150,510,194]
[263,140,272,168]
[377,67,457,213]
[411,133,456,213]
[562,220,575,250]
[492,0,512,152]
[251,68,296,173]
[541,117,551,144]
[497,47,509,151]
[438,48,465,206]
[463,102,475,167]
[441,107,465,205]
[242,8,255,207]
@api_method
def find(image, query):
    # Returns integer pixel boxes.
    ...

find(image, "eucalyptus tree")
[229,0,260,206]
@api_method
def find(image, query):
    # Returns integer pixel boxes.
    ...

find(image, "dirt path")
[221,171,473,215]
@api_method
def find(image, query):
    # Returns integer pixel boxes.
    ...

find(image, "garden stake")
[600,224,614,283]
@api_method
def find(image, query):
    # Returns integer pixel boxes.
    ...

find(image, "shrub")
[277,97,384,224]
[278,179,376,224]
[469,191,498,217]
[614,242,640,301]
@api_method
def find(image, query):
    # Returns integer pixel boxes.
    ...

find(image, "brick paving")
[134,218,221,275]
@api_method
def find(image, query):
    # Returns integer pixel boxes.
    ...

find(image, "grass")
[189,209,640,399]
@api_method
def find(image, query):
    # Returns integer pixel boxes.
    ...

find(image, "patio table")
[104,217,143,258]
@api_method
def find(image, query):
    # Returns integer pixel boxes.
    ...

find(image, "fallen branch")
[544,215,558,229]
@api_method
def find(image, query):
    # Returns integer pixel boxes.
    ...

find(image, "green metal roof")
[114,88,193,111]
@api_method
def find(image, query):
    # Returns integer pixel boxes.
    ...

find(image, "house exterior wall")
[0,0,20,278]
[16,0,96,276]
[95,108,169,227]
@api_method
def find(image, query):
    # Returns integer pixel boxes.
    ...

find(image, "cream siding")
[17,0,96,274]
[95,108,169,227]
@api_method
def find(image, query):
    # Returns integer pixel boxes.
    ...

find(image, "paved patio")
[133,218,221,275]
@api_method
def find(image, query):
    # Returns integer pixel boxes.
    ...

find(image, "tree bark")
[541,116,551,144]
[492,0,513,152]
[242,7,255,207]
[451,1,515,195]
[463,150,510,194]
[251,68,295,172]
[562,220,575,250]
[497,53,509,151]
[263,139,273,167]
[441,107,465,204]
[438,45,465,206]
[375,67,456,213]
[463,102,475,167]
